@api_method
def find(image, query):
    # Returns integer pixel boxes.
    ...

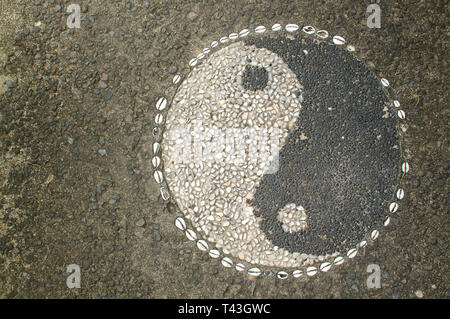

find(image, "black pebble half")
[242,65,269,91]
[244,35,400,256]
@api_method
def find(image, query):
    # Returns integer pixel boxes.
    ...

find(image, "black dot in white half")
[159,26,407,276]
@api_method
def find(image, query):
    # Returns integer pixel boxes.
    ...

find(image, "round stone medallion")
[153,25,408,278]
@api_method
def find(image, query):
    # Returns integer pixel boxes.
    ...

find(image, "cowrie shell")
[381,78,390,87]
[398,110,406,119]
[334,256,344,265]
[384,217,391,227]
[219,36,229,44]
[196,52,205,60]
[160,187,170,200]
[320,262,332,272]
[306,266,317,276]
[332,35,346,45]
[248,267,261,277]
[209,249,220,259]
[360,240,367,248]
[286,24,299,32]
[371,230,379,240]
[155,113,164,124]
[154,170,163,184]
[185,229,197,241]
[229,33,238,40]
[156,97,168,110]
[277,271,288,279]
[202,48,211,54]
[221,257,233,268]
[172,75,181,84]
[152,156,161,168]
[189,58,198,67]
[397,189,405,200]
[196,240,208,251]
[255,25,266,33]
[394,100,401,108]
[347,45,355,52]
[236,263,245,272]
[239,29,250,37]
[272,24,282,31]
[211,41,219,48]
[175,217,186,231]
[316,29,329,38]
[389,202,399,213]
[303,26,315,34]
[153,142,160,154]
[347,248,357,258]
[402,162,410,173]
[292,270,303,278]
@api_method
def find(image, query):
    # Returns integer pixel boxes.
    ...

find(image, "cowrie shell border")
[150,23,409,280]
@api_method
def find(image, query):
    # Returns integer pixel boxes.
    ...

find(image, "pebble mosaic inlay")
[152,23,409,279]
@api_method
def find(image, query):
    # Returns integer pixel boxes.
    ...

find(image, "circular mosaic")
[153,24,409,279]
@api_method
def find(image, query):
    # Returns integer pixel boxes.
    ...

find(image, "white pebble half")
[347,45,355,52]
[277,271,288,279]
[196,240,208,251]
[332,35,346,45]
[209,249,220,259]
[175,217,186,231]
[285,24,299,32]
[152,156,161,168]
[381,78,390,87]
[221,257,233,268]
[248,267,261,277]
[185,229,197,241]
[306,266,317,276]
[320,262,332,272]
[156,97,168,110]
[334,256,344,265]
[347,248,357,259]
[239,29,250,37]
[397,189,405,200]
[302,26,315,34]
[271,23,282,31]
[389,202,399,213]
[236,263,245,272]
[371,230,379,240]
[154,170,163,184]
[292,270,303,278]
[255,25,266,33]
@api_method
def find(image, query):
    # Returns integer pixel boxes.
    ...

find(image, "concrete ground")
[0,0,448,298]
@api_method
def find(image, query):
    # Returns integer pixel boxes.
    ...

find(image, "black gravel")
[242,64,269,91]
[245,35,400,255]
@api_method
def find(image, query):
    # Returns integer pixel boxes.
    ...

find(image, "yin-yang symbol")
[162,33,399,269]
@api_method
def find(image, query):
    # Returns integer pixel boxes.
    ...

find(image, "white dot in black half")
[162,34,400,269]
